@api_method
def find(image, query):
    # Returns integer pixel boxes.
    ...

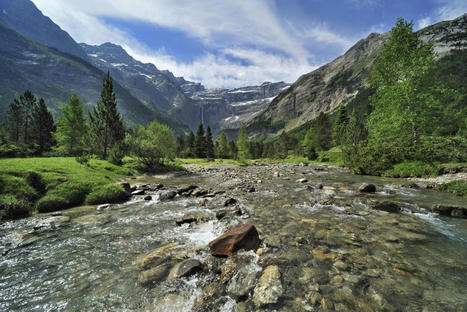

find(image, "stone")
[159,190,177,201]
[134,242,178,269]
[227,259,261,298]
[131,189,145,196]
[119,182,131,193]
[373,201,400,213]
[247,186,256,192]
[297,178,308,183]
[432,205,466,218]
[144,195,152,201]
[253,265,282,307]
[318,198,334,205]
[175,259,203,278]
[209,224,260,257]
[311,247,337,262]
[333,260,349,271]
[358,183,376,193]
[224,198,237,206]
[96,204,110,211]
[176,213,209,226]
[192,189,209,197]
[138,263,171,285]
[273,172,280,177]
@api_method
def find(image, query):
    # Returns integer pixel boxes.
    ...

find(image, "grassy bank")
[0,157,134,220]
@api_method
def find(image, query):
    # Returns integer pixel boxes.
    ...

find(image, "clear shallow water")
[0,165,466,311]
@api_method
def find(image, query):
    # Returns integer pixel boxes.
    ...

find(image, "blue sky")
[32,0,466,88]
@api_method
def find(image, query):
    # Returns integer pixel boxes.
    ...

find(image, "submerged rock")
[296,178,308,183]
[358,183,376,193]
[224,198,237,206]
[134,242,178,269]
[176,213,209,226]
[175,259,203,278]
[253,265,283,306]
[373,201,401,213]
[432,205,466,218]
[131,189,145,196]
[209,224,260,257]
[159,190,177,201]
[144,195,152,201]
[138,263,171,285]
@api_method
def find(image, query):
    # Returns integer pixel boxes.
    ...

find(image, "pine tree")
[302,127,317,160]
[333,104,349,146]
[215,131,230,158]
[194,123,206,158]
[89,72,125,159]
[31,98,55,153]
[176,135,185,157]
[205,126,215,158]
[6,98,23,143]
[186,131,195,157]
[236,127,250,160]
[314,112,332,151]
[19,90,36,145]
[55,94,88,155]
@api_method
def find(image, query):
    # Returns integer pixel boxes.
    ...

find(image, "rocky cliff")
[247,14,467,136]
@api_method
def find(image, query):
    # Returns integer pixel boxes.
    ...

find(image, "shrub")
[0,195,32,219]
[26,171,46,195]
[0,174,38,201]
[86,184,129,205]
[36,195,68,213]
[384,161,438,178]
[437,181,467,197]
[75,155,90,165]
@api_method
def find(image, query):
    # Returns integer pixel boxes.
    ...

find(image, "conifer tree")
[55,94,88,155]
[236,127,250,160]
[19,90,36,145]
[89,72,125,159]
[205,126,215,158]
[6,98,23,143]
[302,127,317,160]
[333,103,349,146]
[215,131,230,158]
[186,131,195,157]
[314,112,332,151]
[194,123,206,158]
[32,98,55,153]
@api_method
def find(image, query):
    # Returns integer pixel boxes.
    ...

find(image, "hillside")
[247,14,467,136]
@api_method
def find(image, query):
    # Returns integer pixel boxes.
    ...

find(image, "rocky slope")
[0,22,182,128]
[247,14,467,136]
[0,0,88,60]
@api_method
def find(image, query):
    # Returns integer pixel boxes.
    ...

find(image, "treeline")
[0,72,177,171]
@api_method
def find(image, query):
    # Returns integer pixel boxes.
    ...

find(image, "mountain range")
[0,0,465,138]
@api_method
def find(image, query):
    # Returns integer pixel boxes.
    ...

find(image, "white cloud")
[436,0,467,20]
[417,17,432,30]
[30,0,358,88]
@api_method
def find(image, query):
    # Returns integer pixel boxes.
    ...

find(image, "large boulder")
[176,213,209,226]
[159,191,177,201]
[253,265,283,306]
[358,183,376,193]
[209,224,260,257]
[373,201,400,213]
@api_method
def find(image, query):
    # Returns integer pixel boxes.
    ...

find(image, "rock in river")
[253,265,283,307]
[175,259,203,278]
[134,242,178,269]
[432,205,466,218]
[224,198,237,206]
[358,183,376,193]
[373,201,401,213]
[209,224,260,257]
[176,213,209,226]
[159,191,177,201]
[138,263,172,285]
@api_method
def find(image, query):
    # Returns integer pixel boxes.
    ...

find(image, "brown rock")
[209,224,260,257]
[358,183,376,193]
[373,201,400,213]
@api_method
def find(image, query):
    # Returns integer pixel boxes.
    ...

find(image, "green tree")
[194,123,206,158]
[55,94,88,156]
[215,131,230,158]
[127,121,176,171]
[205,126,215,158]
[314,112,332,151]
[19,90,36,146]
[31,98,55,153]
[366,18,445,169]
[185,131,195,157]
[89,72,125,159]
[302,127,317,160]
[333,104,349,146]
[6,98,23,143]
[176,135,185,157]
[236,127,250,160]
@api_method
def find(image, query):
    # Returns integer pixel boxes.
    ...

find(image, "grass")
[437,181,467,197]
[383,161,439,178]
[176,158,250,166]
[0,157,134,218]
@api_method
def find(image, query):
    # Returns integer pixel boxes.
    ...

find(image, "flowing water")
[0,164,466,311]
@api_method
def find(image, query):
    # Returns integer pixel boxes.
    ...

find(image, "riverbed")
[1,163,466,311]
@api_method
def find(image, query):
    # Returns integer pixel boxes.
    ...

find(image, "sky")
[31,0,466,88]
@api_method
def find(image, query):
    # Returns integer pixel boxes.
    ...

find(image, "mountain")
[0,21,184,129]
[247,14,467,136]
[81,42,289,133]
[0,0,88,60]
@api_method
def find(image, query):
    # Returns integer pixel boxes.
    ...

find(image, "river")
[1,163,466,311]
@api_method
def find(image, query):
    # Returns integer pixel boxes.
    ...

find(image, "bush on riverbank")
[0,157,133,219]
[383,161,438,178]
[437,181,467,198]
[86,184,129,205]
[0,195,32,219]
